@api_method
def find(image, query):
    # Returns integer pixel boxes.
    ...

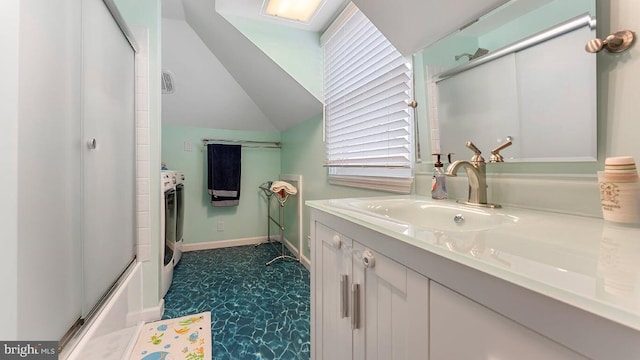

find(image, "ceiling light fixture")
[263,0,325,23]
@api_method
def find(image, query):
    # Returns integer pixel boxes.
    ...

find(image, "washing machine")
[160,170,177,297]
[173,171,185,265]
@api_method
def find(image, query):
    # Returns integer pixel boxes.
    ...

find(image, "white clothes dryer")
[173,171,185,265]
[160,170,176,297]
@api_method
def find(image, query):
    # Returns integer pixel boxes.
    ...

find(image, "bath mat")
[130,312,212,360]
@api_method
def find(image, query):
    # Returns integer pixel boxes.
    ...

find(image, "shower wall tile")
[137,227,150,246]
[136,160,150,178]
[137,195,150,212]
[135,92,149,112]
[135,55,148,79]
[136,110,149,128]
[137,211,150,229]
[133,26,151,263]
[136,130,149,145]
[135,75,149,95]
[138,244,150,262]
[137,145,149,162]
[137,178,149,195]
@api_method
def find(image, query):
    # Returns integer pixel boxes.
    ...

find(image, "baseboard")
[140,299,164,323]
[299,253,311,270]
[282,237,310,270]
[282,236,298,256]
[181,236,266,252]
[182,236,311,270]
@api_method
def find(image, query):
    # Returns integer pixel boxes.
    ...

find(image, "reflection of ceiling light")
[263,0,325,23]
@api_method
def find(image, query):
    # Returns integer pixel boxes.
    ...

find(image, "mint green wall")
[114,0,162,308]
[161,119,385,260]
[280,115,393,259]
[223,15,323,101]
[162,125,281,244]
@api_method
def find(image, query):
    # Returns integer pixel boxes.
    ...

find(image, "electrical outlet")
[217,220,224,232]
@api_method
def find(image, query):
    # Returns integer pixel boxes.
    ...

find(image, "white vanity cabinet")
[309,204,640,360]
[430,281,587,360]
[312,222,429,360]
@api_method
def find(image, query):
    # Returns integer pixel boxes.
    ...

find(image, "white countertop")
[307,195,640,332]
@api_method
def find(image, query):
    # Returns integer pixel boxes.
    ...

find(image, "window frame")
[321,3,415,193]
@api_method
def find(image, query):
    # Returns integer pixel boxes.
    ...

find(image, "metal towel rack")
[202,138,281,149]
[257,181,299,265]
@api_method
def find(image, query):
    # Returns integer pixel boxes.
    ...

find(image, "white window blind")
[323,5,414,193]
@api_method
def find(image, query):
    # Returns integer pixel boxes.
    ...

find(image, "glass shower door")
[81,0,136,316]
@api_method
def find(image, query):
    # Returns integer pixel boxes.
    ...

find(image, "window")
[322,4,414,193]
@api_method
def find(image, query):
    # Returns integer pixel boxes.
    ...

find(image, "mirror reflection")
[414,0,597,164]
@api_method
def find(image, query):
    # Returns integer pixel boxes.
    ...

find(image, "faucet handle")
[465,141,484,163]
[465,141,481,155]
[490,140,513,162]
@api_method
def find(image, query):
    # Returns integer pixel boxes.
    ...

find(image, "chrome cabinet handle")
[87,138,97,149]
[340,274,348,318]
[352,283,361,330]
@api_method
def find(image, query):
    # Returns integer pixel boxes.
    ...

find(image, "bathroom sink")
[333,197,519,232]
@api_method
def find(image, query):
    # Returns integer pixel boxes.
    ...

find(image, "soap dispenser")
[431,153,447,199]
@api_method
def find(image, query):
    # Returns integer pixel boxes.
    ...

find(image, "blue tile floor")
[162,244,311,360]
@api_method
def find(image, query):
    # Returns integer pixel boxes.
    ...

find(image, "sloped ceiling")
[162,0,514,131]
[162,0,323,132]
[162,18,277,131]
[352,0,510,56]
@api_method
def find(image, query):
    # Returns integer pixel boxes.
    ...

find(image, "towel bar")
[256,181,299,265]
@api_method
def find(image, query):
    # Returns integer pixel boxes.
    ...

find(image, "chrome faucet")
[445,140,511,208]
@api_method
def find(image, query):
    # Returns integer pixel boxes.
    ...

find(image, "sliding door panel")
[81,0,136,315]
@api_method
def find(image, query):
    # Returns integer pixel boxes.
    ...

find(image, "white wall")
[162,18,276,131]
[0,0,20,340]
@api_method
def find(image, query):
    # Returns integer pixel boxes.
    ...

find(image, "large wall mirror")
[414,0,597,164]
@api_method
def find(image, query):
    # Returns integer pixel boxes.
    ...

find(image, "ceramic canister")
[598,156,640,224]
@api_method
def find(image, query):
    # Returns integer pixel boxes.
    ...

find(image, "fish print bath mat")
[130,312,212,360]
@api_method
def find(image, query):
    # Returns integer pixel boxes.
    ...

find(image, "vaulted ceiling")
[161,0,509,132]
[162,0,329,131]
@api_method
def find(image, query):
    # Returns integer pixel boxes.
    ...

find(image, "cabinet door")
[430,281,588,360]
[314,223,353,360]
[352,242,429,360]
